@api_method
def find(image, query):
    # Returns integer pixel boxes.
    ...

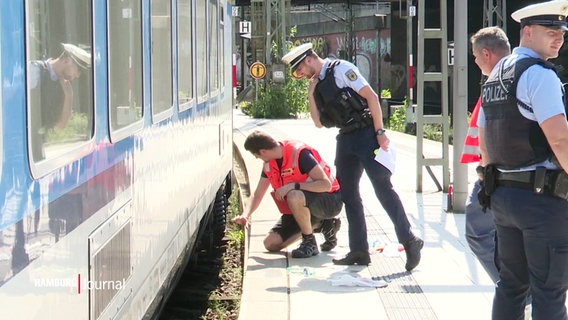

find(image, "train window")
[25,0,94,164]
[177,0,193,111]
[209,0,219,93]
[196,1,207,101]
[219,4,225,89]
[0,34,3,181]
[151,0,173,117]
[108,0,143,133]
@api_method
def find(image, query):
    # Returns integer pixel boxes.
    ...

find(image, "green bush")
[244,78,309,119]
[242,26,310,119]
[45,112,89,143]
[388,106,406,132]
[249,83,289,118]
[283,75,310,116]
[388,106,454,144]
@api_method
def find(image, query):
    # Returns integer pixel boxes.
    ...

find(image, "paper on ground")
[328,274,388,288]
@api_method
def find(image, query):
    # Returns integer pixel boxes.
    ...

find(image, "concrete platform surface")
[233,109,496,320]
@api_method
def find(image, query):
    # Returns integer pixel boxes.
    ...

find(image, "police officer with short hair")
[462,26,511,284]
[282,43,423,270]
[477,1,568,319]
[232,130,343,258]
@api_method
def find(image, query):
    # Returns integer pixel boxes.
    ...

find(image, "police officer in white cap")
[282,43,424,270]
[61,43,92,70]
[476,1,568,319]
[28,43,91,160]
[282,43,313,78]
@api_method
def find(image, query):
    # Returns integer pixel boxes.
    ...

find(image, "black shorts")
[270,190,342,242]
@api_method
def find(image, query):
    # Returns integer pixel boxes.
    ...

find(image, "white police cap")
[511,0,568,31]
[61,43,91,69]
[281,43,313,72]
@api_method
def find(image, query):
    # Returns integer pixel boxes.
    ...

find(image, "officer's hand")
[308,76,318,95]
[377,134,390,151]
[476,165,484,181]
[60,79,73,95]
[477,182,491,212]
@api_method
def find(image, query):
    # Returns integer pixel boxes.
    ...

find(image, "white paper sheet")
[328,274,388,288]
[374,145,397,174]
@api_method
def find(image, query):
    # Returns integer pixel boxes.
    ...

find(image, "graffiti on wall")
[294,28,405,98]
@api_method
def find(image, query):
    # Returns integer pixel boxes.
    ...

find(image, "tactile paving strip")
[365,213,438,320]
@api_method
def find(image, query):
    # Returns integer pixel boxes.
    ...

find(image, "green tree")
[243,26,309,118]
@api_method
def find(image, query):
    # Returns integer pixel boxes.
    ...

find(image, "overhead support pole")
[251,0,264,63]
[407,0,414,103]
[483,0,506,29]
[345,1,354,62]
[452,0,468,213]
[264,0,287,64]
[265,0,272,63]
[280,0,288,58]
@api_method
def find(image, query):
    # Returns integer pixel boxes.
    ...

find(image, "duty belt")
[496,169,560,194]
[338,111,372,134]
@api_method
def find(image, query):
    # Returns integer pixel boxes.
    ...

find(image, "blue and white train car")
[0,0,234,318]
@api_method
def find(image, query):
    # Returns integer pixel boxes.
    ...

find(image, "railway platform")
[232,109,495,320]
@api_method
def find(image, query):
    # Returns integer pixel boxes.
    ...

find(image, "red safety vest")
[460,96,481,164]
[263,140,340,193]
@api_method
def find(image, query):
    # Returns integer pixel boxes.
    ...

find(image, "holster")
[550,170,568,200]
[483,165,497,195]
[338,113,372,134]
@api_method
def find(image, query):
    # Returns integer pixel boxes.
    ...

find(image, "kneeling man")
[232,130,343,258]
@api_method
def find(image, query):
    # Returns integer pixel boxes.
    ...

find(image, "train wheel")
[196,186,228,257]
[205,189,228,249]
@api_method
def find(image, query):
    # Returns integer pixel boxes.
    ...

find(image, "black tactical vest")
[30,61,64,129]
[313,60,371,131]
[482,57,561,170]
[29,61,65,161]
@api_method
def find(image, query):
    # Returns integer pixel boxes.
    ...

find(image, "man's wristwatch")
[294,183,301,190]
[375,128,386,136]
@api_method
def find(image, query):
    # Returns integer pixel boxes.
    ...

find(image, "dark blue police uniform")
[282,42,423,269]
[478,4,568,315]
[335,123,414,250]
[314,58,422,269]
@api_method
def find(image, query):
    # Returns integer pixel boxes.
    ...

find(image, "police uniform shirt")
[477,46,566,171]
[28,59,58,89]
[318,58,369,93]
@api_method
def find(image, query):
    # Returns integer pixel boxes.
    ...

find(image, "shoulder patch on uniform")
[345,70,358,81]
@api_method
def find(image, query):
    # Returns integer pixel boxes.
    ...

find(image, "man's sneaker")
[291,235,319,258]
[404,237,424,271]
[332,250,370,265]
[320,218,341,251]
